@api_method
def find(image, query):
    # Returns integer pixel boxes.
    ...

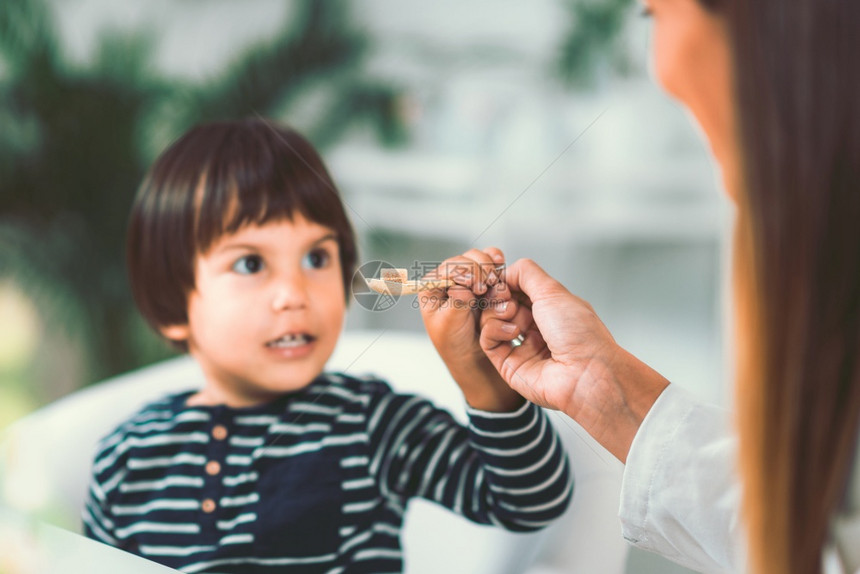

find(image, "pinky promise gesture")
[480,258,670,462]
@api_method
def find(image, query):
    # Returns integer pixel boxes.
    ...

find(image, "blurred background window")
[0,0,733,418]
[0,2,731,571]
[0,0,733,419]
[0,0,730,479]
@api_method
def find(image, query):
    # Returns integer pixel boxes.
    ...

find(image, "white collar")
[827,433,860,573]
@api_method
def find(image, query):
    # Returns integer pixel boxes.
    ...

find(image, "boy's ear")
[160,324,190,342]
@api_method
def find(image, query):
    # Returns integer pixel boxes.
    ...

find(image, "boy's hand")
[417,248,524,412]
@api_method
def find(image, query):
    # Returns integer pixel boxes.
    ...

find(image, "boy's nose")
[271,277,308,311]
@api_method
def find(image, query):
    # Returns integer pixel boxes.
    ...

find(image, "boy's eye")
[303,248,331,270]
[232,254,264,275]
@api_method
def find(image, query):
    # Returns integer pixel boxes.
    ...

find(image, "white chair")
[0,329,629,573]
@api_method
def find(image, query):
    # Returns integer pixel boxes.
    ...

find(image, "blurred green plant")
[0,0,406,400]
[555,0,638,88]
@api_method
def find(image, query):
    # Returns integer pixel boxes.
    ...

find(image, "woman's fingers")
[454,248,499,294]
[480,295,527,327]
[480,301,534,347]
[497,258,568,306]
[480,318,549,401]
[424,248,504,295]
[416,247,508,321]
[482,246,505,265]
[480,317,522,350]
[481,247,505,287]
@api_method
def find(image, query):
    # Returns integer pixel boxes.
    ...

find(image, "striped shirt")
[83,372,572,573]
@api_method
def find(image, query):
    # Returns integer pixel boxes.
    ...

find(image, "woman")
[479,0,860,572]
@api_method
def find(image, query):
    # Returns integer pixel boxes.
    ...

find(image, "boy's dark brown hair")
[127,118,357,347]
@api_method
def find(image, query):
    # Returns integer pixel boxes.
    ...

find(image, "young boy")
[83,119,572,573]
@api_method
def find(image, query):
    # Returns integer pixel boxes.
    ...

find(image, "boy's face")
[162,215,346,407]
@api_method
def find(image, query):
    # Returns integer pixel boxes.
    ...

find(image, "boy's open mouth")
[266,333,314,348]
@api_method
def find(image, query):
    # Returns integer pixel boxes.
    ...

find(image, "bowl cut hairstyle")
[127,118,357,342]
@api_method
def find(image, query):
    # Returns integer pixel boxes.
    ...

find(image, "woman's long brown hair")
[723,0,860,571]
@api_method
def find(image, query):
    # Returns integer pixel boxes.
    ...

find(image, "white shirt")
[618,384,860,574]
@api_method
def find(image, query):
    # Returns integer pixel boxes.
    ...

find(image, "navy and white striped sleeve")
[82,434,124,547]
[367,389,572,532]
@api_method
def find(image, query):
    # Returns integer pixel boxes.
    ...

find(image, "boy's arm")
[82,431,129,547]
[82,468,120,545]
[367,388,572,531]
[418,247,522,412]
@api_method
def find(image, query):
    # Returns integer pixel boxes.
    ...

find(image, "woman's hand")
[480,258,670,462]
[417,248,524,412]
